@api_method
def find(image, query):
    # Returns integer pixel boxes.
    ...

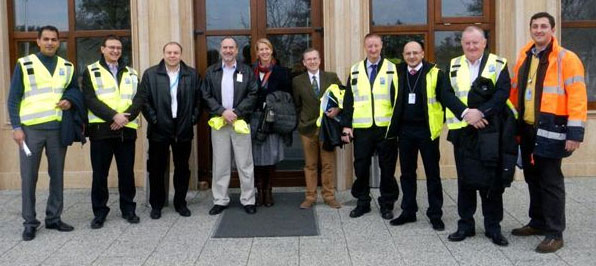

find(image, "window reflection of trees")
[562,0,596,21]
[442,0,483,17]
[269,35,310,75]
[75,0,131,30]
[266,0,311,28]
[434,32,462,72]
[381,35,425,65]
[562,29,596,102]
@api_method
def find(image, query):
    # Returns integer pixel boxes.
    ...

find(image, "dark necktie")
[312,75,319,96]
[369,64,377,84]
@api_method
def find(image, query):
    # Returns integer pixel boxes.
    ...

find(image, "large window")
[562,0,596,109]
[8,0,132,75]
[370,0,494,71]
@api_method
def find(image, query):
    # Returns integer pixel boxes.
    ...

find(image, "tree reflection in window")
[268,34,310,75]
[562,0,596,21]
[75,0,131,30]
[266,0,311,28]
[442,0,483,17]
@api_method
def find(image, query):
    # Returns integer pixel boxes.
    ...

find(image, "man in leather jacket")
[138,42,201,219]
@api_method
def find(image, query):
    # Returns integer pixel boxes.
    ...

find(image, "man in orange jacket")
[509,12,587,253]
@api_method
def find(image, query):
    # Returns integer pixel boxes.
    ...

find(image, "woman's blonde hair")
[255,38,274,52]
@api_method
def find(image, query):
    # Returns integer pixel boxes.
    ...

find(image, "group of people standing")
[8,12,586,255]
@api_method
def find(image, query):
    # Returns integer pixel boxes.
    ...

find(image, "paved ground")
[0,178,595,266]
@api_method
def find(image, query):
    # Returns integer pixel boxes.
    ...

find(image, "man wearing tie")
[292,48,342,209]
[341,33,399,220]
[386,41,467,230]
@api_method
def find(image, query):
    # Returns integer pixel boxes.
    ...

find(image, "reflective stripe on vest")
[18,54,73,126]
[350,60,397,128]
[445,54,506,130]
[87,61,139,129]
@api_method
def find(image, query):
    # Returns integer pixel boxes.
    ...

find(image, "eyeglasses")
[106,46,122,51]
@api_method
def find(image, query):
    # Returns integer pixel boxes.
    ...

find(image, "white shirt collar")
[465,55,483,67]
[222,60,237,70]
[366,58,381,68]
[308,70,320,80]
[407,63,423,73]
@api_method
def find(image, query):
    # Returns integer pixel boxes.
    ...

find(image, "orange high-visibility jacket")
[510,37,587,158]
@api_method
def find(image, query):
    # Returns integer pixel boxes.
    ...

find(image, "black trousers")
[398,125,443,219]
[452,132,503,234]
[91,138,136,218]
[351,126,399,209]
[148,139,192,210]
[520,123,565,239]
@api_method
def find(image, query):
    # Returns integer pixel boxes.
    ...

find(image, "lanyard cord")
[406,68,422,93]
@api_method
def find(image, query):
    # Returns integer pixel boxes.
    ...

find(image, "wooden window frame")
[369,0,495,64]
[7,0,131,72]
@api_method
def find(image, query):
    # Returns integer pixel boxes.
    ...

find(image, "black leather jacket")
[138,60,201,142]
[201,61,258,120]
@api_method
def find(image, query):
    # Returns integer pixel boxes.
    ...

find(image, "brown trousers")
[300,133,336,201]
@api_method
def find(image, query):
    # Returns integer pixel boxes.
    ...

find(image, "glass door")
[195,0,323,186]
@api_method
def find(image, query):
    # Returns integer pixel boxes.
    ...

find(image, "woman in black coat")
[251,38,292,207]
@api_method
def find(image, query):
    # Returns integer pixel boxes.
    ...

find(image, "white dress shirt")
[221,61,237,110]
[167,66,180,118]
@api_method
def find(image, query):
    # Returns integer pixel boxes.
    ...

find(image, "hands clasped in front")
[463,108,488,129]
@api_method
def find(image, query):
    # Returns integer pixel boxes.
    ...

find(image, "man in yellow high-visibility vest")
[445,26,512,247]
[7,25,77,241]
[82,35,143,229]
[341,33,399,220]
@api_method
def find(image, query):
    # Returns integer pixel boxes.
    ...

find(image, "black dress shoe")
[244,205,257,214]
[150,209,162,220]
[380,208,394,220]
[45,221,74,232]
[209,205,228,215]
[90,216,106,229]
[175,206,192,217]
[349,205,371,218]
[22,227,36,241]
[390,214,416,226]
[430,218,445,231]
[123,213,140,224]
[448,229,476,242]
[485,232,509,246]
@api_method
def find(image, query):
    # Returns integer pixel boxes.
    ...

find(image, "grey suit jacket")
[292,70,341,136]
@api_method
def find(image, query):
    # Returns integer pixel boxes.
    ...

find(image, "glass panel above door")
[372,0,427,25]
[206,0,251,30]
[442,0,483,17]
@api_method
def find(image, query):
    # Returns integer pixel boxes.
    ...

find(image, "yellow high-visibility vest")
[349,59,398,128]
[445,53,508,130]
[316,84,344,127]
[18,54,74,126]
[423,66,445,140]
[87,61,139,129]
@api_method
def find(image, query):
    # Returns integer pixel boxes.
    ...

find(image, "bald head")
[403,41,425,68]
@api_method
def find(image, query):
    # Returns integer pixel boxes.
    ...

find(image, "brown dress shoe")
[536,238,564,253]
[511,225,544,236]
[300,199,316,209]
[324,199,341,209]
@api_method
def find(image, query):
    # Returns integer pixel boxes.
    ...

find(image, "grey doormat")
[212,192,319,238]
